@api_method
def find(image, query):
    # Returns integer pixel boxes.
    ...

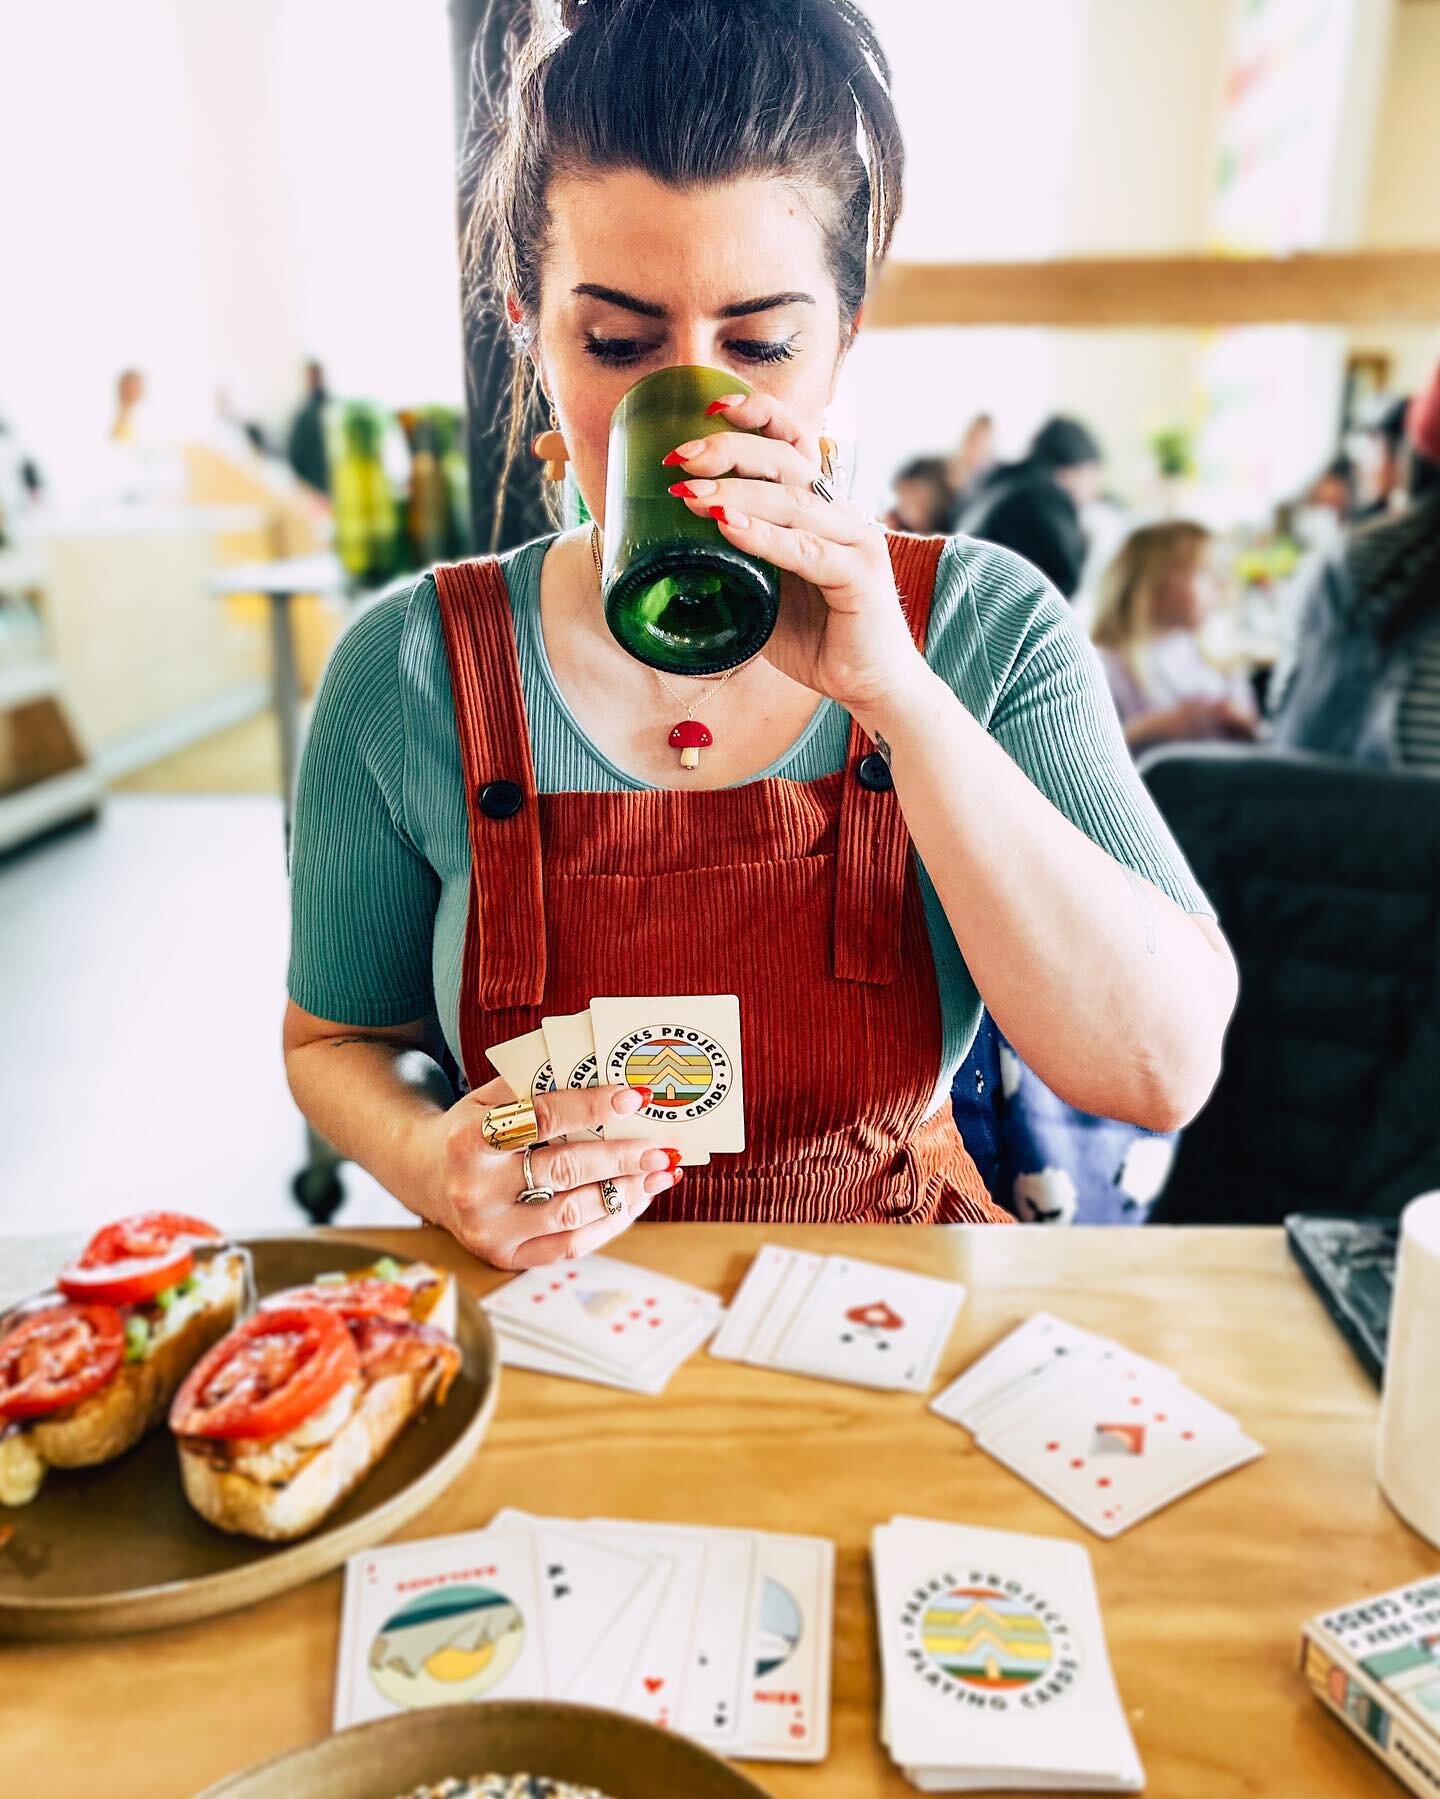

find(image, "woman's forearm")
[284,1036,452,1214]
[856,666,1237,1130]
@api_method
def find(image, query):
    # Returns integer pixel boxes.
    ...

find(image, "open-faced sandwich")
[0,1212,249,1506]
[170,1256,461,1542]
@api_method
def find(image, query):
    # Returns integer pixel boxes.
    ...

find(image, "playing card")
[525,1522,654,1696]
[709,1244,800,1361]
[744,1250,826,1368]
[492,1306,719,1394]
[590,994,745,1155]
[335,1528,548,1728]
[980,1371,1262,1538]
[486,1025,558,1108]
[565,1549,676,1710]
[772,1255,966,1392]
[584,1521,710,1730]
[929,1313,1107,1430]
[737,1530,834,1762]
[964,1337,1186,1440]
[542,1009,605,1140]
[482,1256,720,1376]
[539,1007,712,1164]
[682,1531,757,1745]
[873,1515,1143,1791]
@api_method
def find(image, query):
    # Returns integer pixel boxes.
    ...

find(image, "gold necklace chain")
[590,521,753,719]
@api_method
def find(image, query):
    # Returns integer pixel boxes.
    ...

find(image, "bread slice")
[2,1250,248,1504]
[177,1352,453,1542]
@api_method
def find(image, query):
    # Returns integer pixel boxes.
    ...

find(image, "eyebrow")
[571,283,816,321]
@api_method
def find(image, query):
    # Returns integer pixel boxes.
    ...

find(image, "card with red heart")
[769,1253,967,1393]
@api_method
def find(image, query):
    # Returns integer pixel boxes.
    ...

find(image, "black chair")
[1138,745,1440,1224]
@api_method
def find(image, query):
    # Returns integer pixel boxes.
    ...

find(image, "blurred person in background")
[959,414,1103,600]
[1270,361,1440,774]
[1352,394,1411,524]
[287,358,332,498]
[884,454,953,534]
[109,368,147,444]
[1092,521,1258,754]
[944,411,996,524]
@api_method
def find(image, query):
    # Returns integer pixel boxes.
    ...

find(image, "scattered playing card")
[872,1514,1144,1792]
[712,1245,965,1394]
[336,1514,834,1765]
[980,1370,1262,1538]
[335,1528,548,1729]
[590,994,745,1156]
[932,1311,1263,1538]
[482,1256,723,1392]
[775,1255,966,1393]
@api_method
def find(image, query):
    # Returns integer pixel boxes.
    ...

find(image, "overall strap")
[433,557,547,1017]
[833,532,945,985]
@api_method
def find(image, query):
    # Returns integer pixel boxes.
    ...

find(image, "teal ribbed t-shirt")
[287,532,1212,1113]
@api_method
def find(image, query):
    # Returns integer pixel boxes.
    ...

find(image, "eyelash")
[583,334,798,367]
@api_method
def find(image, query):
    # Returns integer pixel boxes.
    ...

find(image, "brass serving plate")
[198,1701,772,1799]
[0,1236,498,1640]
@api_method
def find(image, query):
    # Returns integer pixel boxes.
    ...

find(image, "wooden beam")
[866,250,1440,330]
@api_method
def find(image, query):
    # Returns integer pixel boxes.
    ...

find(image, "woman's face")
[520,169,848,523]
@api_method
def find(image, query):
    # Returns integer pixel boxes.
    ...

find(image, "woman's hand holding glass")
[416,1078,682,1270]
[663,391,930,719]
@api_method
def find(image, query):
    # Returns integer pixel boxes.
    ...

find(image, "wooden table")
[2,1224,1430,1799]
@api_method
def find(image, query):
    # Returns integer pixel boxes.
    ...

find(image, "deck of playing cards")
[487,994,745,1165]
[336,1512,835,1764]
[872,1515,1144,1792]
[481,1256,723,1393]
[709,1244,966,1392]
[930,1312,1264,1538]
[1301,1575,1440,1798]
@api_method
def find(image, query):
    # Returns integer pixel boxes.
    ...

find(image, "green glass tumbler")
[599,364,781,675]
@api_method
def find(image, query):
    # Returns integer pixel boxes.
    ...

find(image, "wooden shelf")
[0,766,103,854]
[866,248,1440,330]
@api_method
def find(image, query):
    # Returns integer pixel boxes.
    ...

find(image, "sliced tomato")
[57,1211,221,1307]
[169,1303,359,1441]
[0,1303,125,1420]
[263,1279,417,1323]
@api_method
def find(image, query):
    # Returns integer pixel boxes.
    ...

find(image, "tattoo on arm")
[1124,869,1158,955]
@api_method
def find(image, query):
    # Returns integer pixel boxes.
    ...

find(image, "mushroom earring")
[532,404,568,482]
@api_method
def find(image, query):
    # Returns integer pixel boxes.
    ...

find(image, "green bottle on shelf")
[598,365,780,675]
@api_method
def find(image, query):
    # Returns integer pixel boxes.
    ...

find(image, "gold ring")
[600,1179,623,1217]
[480,1097,540,1153]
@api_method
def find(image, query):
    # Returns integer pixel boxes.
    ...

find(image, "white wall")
[0,0,463,498]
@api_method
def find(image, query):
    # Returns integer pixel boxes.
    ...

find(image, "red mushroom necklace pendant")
[653,664,744,770]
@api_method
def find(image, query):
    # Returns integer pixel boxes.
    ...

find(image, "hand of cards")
[481,1256,722,1392]
[930,1312,1263,1538]
[337,1512,834,1764]
[873,1516,1144,1792]
[487,995,745,1164]
[710,1244,966,1392]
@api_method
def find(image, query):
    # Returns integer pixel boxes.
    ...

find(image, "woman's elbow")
[1126,978,1235,1133]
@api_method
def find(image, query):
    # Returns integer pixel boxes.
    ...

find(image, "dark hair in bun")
[461,0,905,545]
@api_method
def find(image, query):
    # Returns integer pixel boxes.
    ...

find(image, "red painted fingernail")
[661,450,687,467]
[662,1148,682,1171]
[668,482,697,498]
[708,505,729,524]
[633,1085,652,1103]
[704,399,734,416]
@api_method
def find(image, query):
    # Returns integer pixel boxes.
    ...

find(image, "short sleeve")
[932,539,1215,917]
[287,580,441,1024]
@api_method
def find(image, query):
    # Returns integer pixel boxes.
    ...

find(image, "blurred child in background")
[1092,520,1258,753]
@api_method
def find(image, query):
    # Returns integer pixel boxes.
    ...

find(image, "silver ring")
[517,1143,555,1206]
[600,1179,623,1217]
[811,474,835,503]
